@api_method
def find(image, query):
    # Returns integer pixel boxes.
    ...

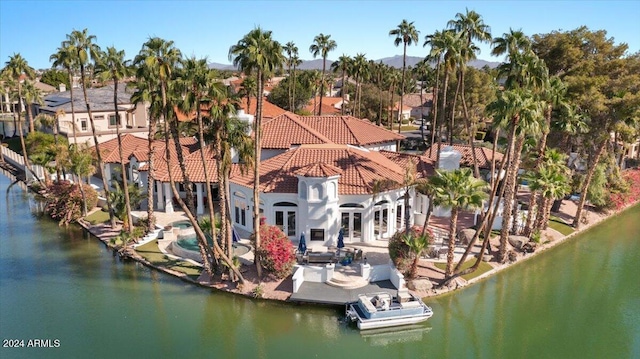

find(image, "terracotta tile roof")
[296,162,343,177]
[154,147,219,183]
[423,143,504,169]
[140,139,198,173]
[93,134,148,164]
[297,115,405,146]
[378,150,436,179]
[402,93,433,108]
[230,144,420,195]
[262,112,332,149]
[239,97,287,118]
[303,96,344,115]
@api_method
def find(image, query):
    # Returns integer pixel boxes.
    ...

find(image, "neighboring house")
[391,103,412,121]
[402,92,433,120]
[303,96,345,115]
[239,96,287,119]
[423,143,504,171]
[36,85,149,145]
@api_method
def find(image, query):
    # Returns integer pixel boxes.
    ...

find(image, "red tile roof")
[262,112,332,149]
[239,97,287,119]
[93,134,148,164]
[296,162,342,177]
[230,144,432,195]
[297,115,405,146]
[423,144,504,169]
[303,96,343,115]
[154,147,219,183]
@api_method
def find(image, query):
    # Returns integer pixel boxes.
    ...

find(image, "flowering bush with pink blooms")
[609,169,640,210]
[253,223,296,279]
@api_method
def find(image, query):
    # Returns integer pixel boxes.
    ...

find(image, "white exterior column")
[164,183,174,213]
[156,181,164,210]
[196,183,204,215]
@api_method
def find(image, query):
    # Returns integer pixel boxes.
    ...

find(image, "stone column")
[164,183,173,214]
[196,183,204,215]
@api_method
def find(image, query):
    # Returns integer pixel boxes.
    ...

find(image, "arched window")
[340,203,364,208]
[299,181,307,199]
[310,183,323,200]
[274,202,297,207]
[329,181,337,199]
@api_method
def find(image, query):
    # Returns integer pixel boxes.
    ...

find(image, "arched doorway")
[340,203,364,242]
[274,202,297,238]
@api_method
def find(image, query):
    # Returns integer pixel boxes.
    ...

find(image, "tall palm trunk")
[146,117,157,233]
[525,104,552,236]
[292,64,297,112]
[113,80,133,232]
[66,70,78,146]
[318,58,326,116]
[498,119,519,262]
[196,106,219,270]
[454,131,504,272]
[429,59,441,158]
[342,68,347,116]
[398,43,407,134]
[509,135,526,235]
[388,83,396,131]
[25,102,34,133]
[449,71,461,145]
[377,76,384,126]
[168,115,196,215]
[253,71,264,278]
[80,63,116,227]
[445,207,459,277]
[459,69,480,178]
[573,137,607,229]
[436,68,450,168]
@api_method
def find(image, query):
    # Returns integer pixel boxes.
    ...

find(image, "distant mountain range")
[209,55,500,71]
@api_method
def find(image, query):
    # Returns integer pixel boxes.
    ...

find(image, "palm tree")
[526,149,571,232]
[130,65,161,233]
[386,68,400,130]
[70,145,95,216]
[424,30,447,163]
[412,59,432,139]
[331,54,351,116]
[238,76,257,115]
[402,232,431,279]
[487,88,543,262]
[283,41,298,111]
[291,55,302,112]
[50,44,79,146]
[351,53,368,119]
[65,29,116,227]
[309,33,337,116]
[390,20,420,133]
[490,28,531,59]
[2,53,40,183]
[428,168,487,277]
[229,27,284,278]
[95,46,134,232]
[448,9,491,178]
[523,76,567,236]
[180,59,221,269]
[22,80,44,133]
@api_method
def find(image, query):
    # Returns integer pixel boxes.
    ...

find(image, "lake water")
[1,173,638,358]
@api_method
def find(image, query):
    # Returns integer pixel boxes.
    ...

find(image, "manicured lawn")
[548,216,575,236]
[85,210,110,225]
[434,259,493,281]
[135,240,201,279]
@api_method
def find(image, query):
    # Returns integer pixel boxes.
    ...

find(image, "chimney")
[59,83,66,92]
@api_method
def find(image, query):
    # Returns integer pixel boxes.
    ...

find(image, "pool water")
[175,236,250,256]
[170,220,193,229]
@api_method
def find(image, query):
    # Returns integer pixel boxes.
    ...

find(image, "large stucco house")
[37,85,149,145]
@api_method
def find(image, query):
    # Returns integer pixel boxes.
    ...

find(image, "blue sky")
[1,0,639,69]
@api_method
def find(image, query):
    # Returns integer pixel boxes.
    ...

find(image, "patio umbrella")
[298,232,307,253]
